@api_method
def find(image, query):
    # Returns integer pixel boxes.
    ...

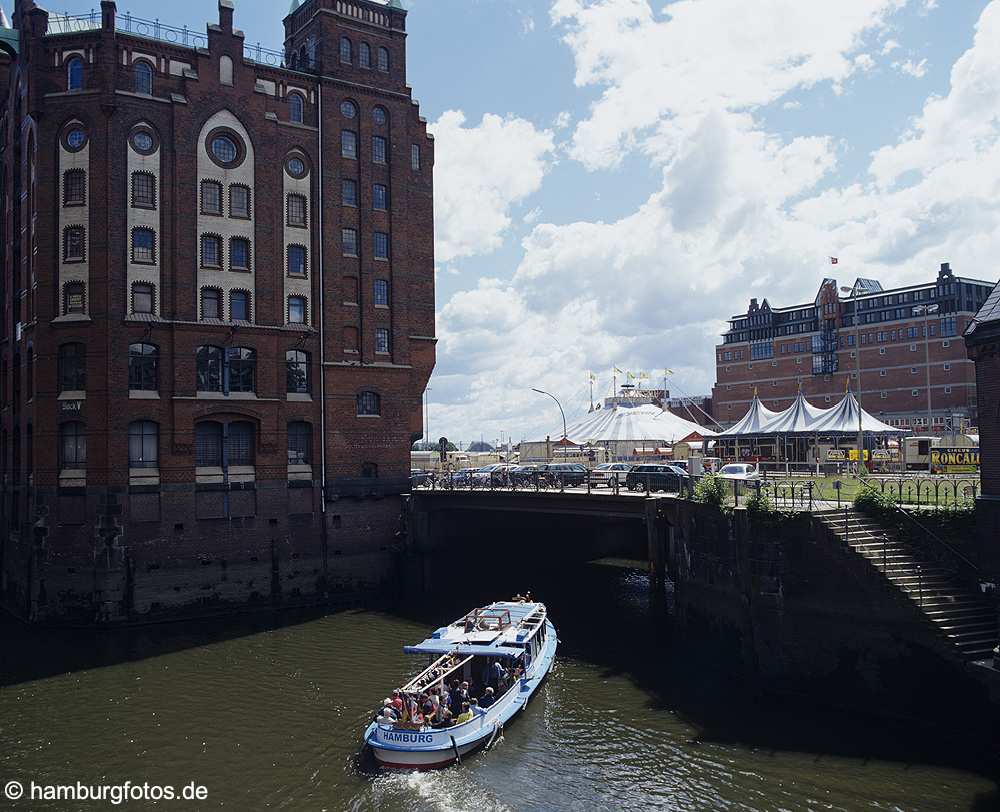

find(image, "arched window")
[64,282,86,315]
[230,185,250,219]
[131,283,155,314]
[287,194,307,227]
[60,421,86,467]
[288,296,307,325]
[132,228,156,264]
[286,350,310,394]
[134,60,153,95]
[357,390,380,416]
[377,47,390,73]
[59,343,86,392]
[359,43,371,69]
[201,180,222,215]
[230,238,250,271]
[201,287,222,320]
[226,421,255,466]
[361,461,379,478]
[196,346,224,392]
[66,57,83,91]
[128,420,159,468]
[64,227,86,261]
[128,343,158,391]
[287,245,307,276]
[340,37,352,64]
[288,92,304,124]
[195,421,223,466]
[230,289,250,321]
[63,169,86,206]
[201,235,222,268]
[132,172,156,208]
[287,421,312,464]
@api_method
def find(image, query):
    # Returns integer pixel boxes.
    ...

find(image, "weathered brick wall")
[0,0,435,623]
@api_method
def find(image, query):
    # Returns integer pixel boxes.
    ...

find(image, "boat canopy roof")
[403,601,547,657]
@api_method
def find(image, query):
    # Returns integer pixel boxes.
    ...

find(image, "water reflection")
[0,564,997,811]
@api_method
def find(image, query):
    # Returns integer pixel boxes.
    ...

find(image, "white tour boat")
[363,600,557,769]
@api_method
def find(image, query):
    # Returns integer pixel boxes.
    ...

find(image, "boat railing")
[402,653,472,695]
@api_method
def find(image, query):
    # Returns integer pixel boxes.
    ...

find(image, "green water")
[1,568,997,811]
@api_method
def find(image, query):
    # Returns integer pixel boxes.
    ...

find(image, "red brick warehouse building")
[0,0,436,622]
[713,264,995,431]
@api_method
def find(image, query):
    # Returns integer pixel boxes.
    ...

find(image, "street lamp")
[913,303,940,474]
[531,388,567,441]
[423,387,432,449]
[840,285,865,470]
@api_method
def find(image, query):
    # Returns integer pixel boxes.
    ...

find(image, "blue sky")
[51,0,1000,446]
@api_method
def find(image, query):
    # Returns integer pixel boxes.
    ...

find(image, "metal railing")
[51,11,291,67]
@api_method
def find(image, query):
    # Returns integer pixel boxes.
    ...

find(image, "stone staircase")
[816,509,997,663]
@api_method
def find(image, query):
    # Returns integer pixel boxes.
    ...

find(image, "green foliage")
[852,486,897,516]
[744,490,775,515]
[694,474,728,507]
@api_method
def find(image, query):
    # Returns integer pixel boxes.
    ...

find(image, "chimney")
[940,261,951,276]
[101,1,115,32]
[219,0,234,34]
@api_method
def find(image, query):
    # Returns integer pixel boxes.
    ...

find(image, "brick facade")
[0,0,435,622]
[712,266,995,431]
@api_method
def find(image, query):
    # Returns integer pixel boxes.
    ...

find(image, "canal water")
[1,564,998,811]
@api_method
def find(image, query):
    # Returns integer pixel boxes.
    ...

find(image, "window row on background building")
[54,342,386,407]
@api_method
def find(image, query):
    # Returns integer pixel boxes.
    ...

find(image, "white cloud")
[431,110,555,264]
[523,206,543,224]
[894,57,928,77]
[854,53,876,71]
[553,110,573,130]
[782,100,802,110]
[881,38,900,54]
[551,0,907,170]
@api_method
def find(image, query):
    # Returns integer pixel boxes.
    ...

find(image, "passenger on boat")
[391,689,404,713]
[479,687,495,708]
[470,698,484,717]
[432,705,453,728]
[376,701,397,725]
[449,681,469,716]
[488,659,506,688]
[455,702,474,724]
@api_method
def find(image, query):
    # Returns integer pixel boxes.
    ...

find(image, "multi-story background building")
[0,0,435,622]
[712,263,994,431]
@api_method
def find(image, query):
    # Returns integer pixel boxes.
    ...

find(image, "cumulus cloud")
[551,0,906,170]
[432,110,555,264]
[894,57,928,77]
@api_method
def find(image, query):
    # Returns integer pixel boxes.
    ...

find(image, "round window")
[212,135,237,163]
[340,100,357,119]
[65,128,88,151]
[130,130,155,154]
[286,156,307,178]
[372,107,386,126]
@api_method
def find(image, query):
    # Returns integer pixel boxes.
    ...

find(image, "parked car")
[445,467,479,487]
[591,462,634,487]
[625,464,686,493]
[470,463,518,486]
[410,469,434,488]
[510,464,542,486]
[535,462,589,487]
[718,463,759,480]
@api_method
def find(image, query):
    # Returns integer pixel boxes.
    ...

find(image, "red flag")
[830,256,839,265]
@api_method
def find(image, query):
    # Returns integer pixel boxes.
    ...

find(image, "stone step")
[935,621,997,634]
[923,605,995,617]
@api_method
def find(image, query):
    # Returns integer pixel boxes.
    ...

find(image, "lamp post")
[840,285,865,471]
[913,303,939,474]
[532,388,567,441]
[423,386,432,450]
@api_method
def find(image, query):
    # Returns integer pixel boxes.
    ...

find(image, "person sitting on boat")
[432,705,453,728]
[390,689,404,713]
[376,700,397,726]
[455,702,474,724]
[479,687,496,709]
[470,698,485,717]
[449,681,468,716]
[488,659,506,689]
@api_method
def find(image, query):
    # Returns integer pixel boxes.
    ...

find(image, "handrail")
[402,653,471,694]
[885,501,979,573]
